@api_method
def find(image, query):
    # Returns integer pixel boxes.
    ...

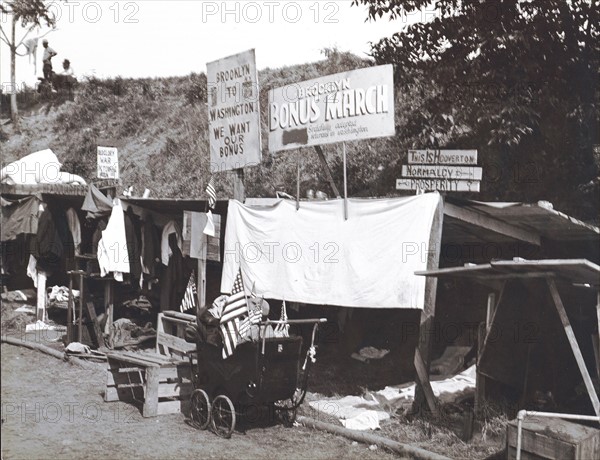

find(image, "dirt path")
[1,344,400,460]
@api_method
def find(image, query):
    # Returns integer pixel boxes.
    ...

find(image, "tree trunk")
[10,15,20,131]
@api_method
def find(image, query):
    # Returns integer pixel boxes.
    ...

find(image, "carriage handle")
[260,318,327,355]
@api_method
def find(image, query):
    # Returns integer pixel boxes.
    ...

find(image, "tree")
[0,0,56,130]
[352,0,599,219]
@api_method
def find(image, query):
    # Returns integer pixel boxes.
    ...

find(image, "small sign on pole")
[397,149,481,193]
[407,149,478,165]
[97,146,119,180]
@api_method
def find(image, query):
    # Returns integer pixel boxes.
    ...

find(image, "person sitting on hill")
[60,59,76,80]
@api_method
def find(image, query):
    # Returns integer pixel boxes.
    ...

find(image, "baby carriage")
[187,318,326,438]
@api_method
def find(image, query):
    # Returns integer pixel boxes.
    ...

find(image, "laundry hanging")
[221,193,441,310]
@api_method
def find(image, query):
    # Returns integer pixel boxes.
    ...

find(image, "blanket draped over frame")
[221,193,441,310]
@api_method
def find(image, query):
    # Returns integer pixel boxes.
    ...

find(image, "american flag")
[238,298,263,337]
[220,269,247,358]
[206,177,217,210]
[179,272,197,313]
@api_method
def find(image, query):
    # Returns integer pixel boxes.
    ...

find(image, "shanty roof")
[443,197,599,246]
[416,258,600,288]
[0,183,88,197]
[121,198,228,215]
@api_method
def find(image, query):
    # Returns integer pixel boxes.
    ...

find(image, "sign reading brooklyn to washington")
[207,49,261,172]
[268,65,395,152]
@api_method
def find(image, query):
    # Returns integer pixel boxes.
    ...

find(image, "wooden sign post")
[397,150,481,194]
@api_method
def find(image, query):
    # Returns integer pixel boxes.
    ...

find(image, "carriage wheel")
[190,389,211,430]
[211,395,236,438]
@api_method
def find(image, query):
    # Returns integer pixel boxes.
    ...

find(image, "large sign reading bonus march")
[207,49,261,172]
[268,65,395,152]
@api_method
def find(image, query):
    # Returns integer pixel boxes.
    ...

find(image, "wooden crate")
[104,350,192,417]
[507,417,600,460]
[104,311,196,417]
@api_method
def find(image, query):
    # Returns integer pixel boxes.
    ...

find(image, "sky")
[0,0,426,89]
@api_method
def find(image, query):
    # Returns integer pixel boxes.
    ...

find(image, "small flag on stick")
[206,177,217,210]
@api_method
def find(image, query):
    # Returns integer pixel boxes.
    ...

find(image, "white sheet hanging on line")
[221,193,441,309]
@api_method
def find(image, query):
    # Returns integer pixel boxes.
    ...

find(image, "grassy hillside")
[1,49,598,221]
[1,50,397,200]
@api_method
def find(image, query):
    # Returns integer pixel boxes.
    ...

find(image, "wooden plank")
[402,165,483,180]
[106,370,144,387]
[156,399,190,416]
[85,301,106,349]
[407,149,478,165]
[486,293,496,333]
[413,348,439,417]
[506,418,600,460]
[106,353,160,368]
[396,178,480,193]
[117,351,167,366]
[143,367,160,417]
[474,322,487,417]
[314,145,341,198]
[547,279,600,417]
[157,381,193,398]
[161,311,195,322]
[0,183,88,196]
[412,195,444,415]
[36,271,47,322]
[198,253,207,309]
[156,331,196,355]
[444,202,541,246]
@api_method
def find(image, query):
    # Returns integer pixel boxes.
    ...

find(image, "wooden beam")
[314,146,341,198]
[197,237,207,308]
[444,202,541,246]
[36,271,47,322]
[547,279,600,417]
[413,348,439,417]
[412,195,444,415]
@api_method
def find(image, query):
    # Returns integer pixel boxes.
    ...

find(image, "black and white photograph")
[1,1,599,459]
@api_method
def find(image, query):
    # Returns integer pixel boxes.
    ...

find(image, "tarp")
[0,149,86,185]
[1,195,41,241]
[221,193,441,309]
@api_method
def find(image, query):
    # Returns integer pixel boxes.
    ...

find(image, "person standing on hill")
[42,39,57,81]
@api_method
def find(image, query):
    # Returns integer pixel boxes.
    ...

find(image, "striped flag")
[238,299,262,337]
[180,272,197,313]
[206,177,217,210]
[220,269,248,358]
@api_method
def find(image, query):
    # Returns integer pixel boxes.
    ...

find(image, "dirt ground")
[1,298,506,459]
[1,343,402,460]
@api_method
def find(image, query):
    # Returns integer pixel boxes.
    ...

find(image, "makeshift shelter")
[224,193,599,416]
[416,259,600,419]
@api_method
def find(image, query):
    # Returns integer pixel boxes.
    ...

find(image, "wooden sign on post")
[97,146,119,180]
[397,150,481,193]
[207,49,261,174]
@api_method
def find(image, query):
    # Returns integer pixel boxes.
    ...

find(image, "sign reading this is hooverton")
[207,49,261,172]
[268,65,395,152]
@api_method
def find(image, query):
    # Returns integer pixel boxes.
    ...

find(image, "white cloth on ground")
[221,194,441,309]
[97,199,129,282]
